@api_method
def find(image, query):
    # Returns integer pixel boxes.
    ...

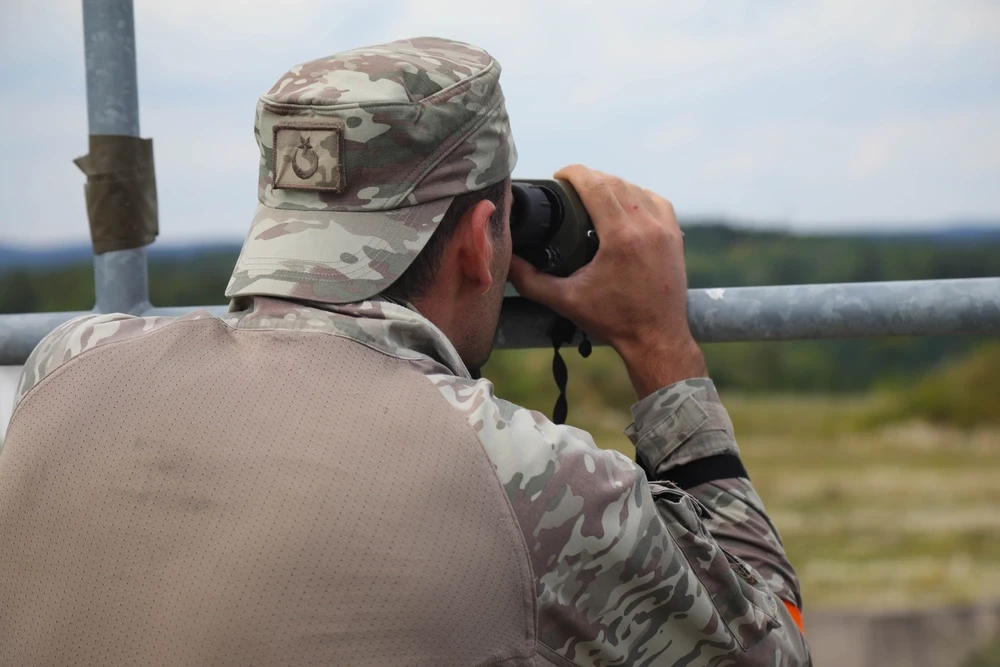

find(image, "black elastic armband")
[658,454,749,490]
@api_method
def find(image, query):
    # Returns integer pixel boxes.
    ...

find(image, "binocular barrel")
[510,180,598,276]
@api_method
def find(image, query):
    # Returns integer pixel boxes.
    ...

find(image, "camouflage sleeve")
[427,373,811,666]
[14,313,105,409]
[625,378,804,609]
[12,312,198,411]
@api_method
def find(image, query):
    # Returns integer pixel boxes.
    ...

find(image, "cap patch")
[273,119,346,192]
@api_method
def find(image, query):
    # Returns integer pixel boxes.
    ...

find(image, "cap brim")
[225,197,454,304]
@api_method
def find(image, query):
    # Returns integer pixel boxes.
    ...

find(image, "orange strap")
[782,600,806,634]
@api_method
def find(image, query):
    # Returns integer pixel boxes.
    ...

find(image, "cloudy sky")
[1,0,998,246]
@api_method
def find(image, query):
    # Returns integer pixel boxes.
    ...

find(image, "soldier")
[1,38,811,666]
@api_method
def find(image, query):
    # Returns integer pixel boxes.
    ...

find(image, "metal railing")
[1,0,999,366]
[4,278,1000,365]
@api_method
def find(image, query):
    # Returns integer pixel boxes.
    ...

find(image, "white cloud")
[0,98,89,244]
[700,153,760,180]
[849,107,1000,179]
[1,0,998,245]
[650,120,702,150]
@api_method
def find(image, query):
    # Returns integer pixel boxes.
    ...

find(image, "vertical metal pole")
[82,0,151,315]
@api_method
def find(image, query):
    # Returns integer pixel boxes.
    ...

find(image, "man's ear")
[455,199,497,295]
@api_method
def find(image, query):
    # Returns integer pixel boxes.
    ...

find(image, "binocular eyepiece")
[510,179,598,277]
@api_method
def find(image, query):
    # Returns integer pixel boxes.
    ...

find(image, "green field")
[484,347,1000,612]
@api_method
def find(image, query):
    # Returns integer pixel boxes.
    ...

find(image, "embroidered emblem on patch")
[273,119,346,192]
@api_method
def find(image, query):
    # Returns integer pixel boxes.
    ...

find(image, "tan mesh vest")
[0,318,547,666]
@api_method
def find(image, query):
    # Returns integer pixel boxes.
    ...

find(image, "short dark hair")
[381,179,508,302]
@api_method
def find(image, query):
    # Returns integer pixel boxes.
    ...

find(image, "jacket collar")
[232,296,471,380]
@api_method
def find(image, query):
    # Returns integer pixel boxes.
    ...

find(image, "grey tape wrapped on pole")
[74,136,158,254]
[2,278,999,365]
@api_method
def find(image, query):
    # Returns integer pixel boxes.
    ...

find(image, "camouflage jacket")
[10,297,810,666]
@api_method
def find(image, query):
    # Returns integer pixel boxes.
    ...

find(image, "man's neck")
[408,294,452,342]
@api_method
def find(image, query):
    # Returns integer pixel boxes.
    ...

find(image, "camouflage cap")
[225,37,517,304]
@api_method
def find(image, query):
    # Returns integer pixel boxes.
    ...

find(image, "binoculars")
[510,180,599,277]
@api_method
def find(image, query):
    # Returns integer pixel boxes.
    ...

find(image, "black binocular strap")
[546,325,748,489]
[550,317,591,425]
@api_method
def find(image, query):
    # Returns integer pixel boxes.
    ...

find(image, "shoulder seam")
[11,316,210,424]
[415,373,541,650]
[12,313,113,413]
[221,313,462,376]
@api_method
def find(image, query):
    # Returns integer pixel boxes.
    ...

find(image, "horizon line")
[3,218,1000,251]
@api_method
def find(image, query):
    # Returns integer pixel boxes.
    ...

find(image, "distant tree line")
[2,225,997,393]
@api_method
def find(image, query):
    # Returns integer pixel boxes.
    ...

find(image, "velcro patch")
[273,119,346,192]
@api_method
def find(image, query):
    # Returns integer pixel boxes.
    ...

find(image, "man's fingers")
[643,188,679,228]
[553,165,627,237]
[508,255,569,313]
[634,186,659,216]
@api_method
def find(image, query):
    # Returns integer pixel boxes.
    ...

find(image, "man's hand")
[507,164,707,399]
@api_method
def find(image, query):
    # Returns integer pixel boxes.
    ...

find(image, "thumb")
[508,255,569,311]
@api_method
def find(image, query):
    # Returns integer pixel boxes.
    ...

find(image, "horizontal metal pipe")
[685,277,1000,342]
[0,311,93,367]
[495,277,1000,348]
[1,278,998,365]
